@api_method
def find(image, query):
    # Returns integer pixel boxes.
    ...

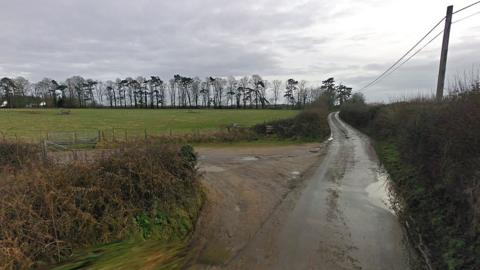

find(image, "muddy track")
[187,142,328,269]
[189,113,411,270]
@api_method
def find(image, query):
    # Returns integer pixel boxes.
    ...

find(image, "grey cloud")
[0,0,478,103]
[1,0,332,81]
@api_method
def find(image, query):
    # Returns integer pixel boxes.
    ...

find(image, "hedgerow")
[254,102,330,140]
[340,91,480,270]
[0,141,203,269]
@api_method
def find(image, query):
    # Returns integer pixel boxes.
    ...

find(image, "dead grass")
[0,141,203,269]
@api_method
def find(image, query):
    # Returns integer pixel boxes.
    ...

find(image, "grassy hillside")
[0,109,297,141]
[339,92,480,270]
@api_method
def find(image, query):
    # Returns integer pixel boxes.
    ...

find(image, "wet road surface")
[227,112,410,270]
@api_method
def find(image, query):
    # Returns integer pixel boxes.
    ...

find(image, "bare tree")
[1,73,326,109]
[105,80,116,108]
[65,76,85,107]
[13,77,30,97]
[192,77,201,108]
[118,79,130,107]
[212,77,226,108]
[35,78,55,105]
[239,76,249,108]
[249,75,269,108]
[200,81,209,108]
[208,77,217,108]
[95,81,106,105]
[82,79,98,107]
[298,80,308,108]
[168,79,176,108]
[226,76,237,107]
[272,80,282,107]
[181,76,194,107]
[173,75,183,107]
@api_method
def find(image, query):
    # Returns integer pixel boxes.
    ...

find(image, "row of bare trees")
[0,75,352,109]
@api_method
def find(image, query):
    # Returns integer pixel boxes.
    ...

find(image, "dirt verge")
[187,142,328,269]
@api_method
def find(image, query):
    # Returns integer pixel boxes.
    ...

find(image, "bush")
[0,142,203,269]
[0,141,40,169]
[339,102,382,129]
[254,105,330,140]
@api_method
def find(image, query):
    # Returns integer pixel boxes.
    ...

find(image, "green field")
[0,109,297,141]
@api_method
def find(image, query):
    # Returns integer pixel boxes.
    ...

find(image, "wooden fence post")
[42,140,48,161]
[15,133,18,156]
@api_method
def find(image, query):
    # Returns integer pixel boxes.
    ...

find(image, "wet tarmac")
[228,112,411,270]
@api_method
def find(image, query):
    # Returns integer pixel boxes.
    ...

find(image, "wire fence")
[0,127,231,144]
[0,127,232,163]
[0,122,262,164]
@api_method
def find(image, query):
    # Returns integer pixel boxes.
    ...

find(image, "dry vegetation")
[340,88,480,270]
[254,101,330,140]
[0,141,203,269]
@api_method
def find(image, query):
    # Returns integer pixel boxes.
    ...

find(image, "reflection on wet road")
[229,112,410,270]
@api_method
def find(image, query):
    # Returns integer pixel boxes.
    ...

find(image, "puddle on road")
[287,171,302,189]
[365,169,395,214]
[290,171,301,178]
[239,156,259,161]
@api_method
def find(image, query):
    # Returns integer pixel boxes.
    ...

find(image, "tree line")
[0,75,352,109]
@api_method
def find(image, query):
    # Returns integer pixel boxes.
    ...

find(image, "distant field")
[0,109,297,141]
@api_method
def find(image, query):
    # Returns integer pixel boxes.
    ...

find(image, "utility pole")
[436,5,453,100]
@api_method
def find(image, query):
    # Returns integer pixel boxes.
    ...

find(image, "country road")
[45,112,414,269]
[224,112,412,269]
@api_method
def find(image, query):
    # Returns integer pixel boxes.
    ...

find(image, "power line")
[386,9,479,80]
[360,7,480,91]
[359,3,480,92]
[453,0,480,14]
[364,31,444,90]
[453,10,480,23]
[359,17,445,91]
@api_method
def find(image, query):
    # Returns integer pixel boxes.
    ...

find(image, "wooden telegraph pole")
[436,5,453,100]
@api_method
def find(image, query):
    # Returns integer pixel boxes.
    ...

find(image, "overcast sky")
[0,0,479,102]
